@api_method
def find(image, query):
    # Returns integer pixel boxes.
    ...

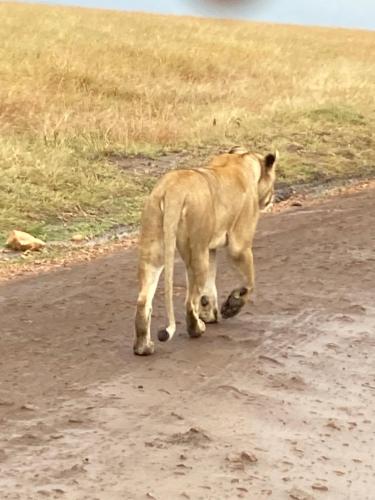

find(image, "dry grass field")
[1,2,374,245]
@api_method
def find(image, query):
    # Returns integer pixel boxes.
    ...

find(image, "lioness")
[134,146,279,355]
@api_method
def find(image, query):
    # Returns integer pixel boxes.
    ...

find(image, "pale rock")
[5,230,45,252]
[71,233,85,242]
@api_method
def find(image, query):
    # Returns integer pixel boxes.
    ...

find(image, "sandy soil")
[0,187,374,500]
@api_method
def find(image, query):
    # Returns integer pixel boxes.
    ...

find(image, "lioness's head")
[257,150,279,210]
[229,146,279,210]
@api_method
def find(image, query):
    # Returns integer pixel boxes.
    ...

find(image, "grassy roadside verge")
[1,3,375,256]
[1,179,373,282]
[0,136,146,246]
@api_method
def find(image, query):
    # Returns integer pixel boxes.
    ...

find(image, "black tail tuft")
[158,329,170,342]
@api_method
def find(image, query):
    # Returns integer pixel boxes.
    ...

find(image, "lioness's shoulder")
[208,146,255,170]
[228,146,249,155]
[228,146,262,162]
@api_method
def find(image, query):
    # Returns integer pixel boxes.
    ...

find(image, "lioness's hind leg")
[134,261,163,356]
[221,247,254,319]
[199,250,219,324]
[185,251,209,338]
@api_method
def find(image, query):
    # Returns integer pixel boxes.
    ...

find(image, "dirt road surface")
[1,188,374,500]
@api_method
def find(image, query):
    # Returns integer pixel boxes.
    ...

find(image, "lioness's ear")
[264,150,279,170]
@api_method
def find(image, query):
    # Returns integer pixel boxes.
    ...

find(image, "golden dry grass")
[1,2,375,245]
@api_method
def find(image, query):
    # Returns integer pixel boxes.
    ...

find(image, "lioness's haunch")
[134,147,278,355]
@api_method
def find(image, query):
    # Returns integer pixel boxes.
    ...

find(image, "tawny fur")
[134,147,279,355]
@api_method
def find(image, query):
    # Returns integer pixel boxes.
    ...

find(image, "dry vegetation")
[1,2,375,246]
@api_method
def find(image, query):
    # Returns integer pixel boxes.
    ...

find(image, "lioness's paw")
[186,312,206,338]
[199,309,219,324]
[221,288,247,319]
[133,341,155,356]
[199,295,219,324]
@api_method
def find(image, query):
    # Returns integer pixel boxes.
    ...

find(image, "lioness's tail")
[157,193,184,343]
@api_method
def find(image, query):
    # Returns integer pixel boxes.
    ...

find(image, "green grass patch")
[307,106,366,125]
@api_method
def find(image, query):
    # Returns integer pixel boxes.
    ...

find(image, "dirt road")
[1,188,374,500]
